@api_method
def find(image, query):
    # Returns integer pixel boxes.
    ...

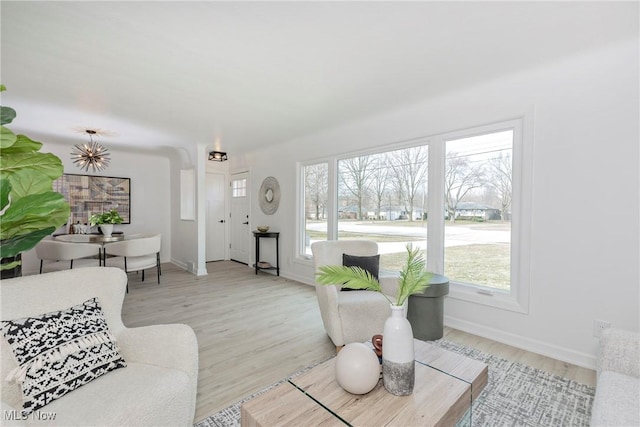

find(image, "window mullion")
[327,158,338,241]
[427,138,445,274]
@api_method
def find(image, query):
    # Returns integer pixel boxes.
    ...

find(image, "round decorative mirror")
[259,176,280,215]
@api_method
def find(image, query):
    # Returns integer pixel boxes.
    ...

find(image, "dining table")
[54,233,126,266]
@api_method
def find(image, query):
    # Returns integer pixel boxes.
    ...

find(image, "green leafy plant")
[0,85,70,272]
[316,245,432,306]
[89,209,123,226]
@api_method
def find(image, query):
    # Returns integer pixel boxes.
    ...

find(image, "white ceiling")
[1,1,636,155]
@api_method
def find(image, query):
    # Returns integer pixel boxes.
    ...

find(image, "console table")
[253,231,279,276]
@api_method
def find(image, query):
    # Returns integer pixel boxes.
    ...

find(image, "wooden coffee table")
[241,339,488,427]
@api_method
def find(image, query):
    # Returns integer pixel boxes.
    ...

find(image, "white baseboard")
[170,258,203,275]
[444,315,597,370]
[280,271,314,287]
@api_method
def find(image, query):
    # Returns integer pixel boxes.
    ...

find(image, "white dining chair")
[104,234,162,288]
[35,240,102,274]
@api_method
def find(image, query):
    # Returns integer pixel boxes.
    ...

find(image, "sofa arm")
[116,324,198,380]
[598,328,640,378]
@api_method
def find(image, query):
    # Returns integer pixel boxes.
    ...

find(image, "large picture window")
[298,117,531,312]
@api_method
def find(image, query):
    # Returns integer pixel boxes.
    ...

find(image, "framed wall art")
[53,174,131,224]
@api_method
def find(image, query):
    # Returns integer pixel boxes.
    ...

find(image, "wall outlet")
[593,319,611,338]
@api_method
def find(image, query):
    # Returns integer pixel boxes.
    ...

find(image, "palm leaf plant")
[316,244,432,306]
[0,85,70,275]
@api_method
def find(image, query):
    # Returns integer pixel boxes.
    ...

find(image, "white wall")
[229,38,639,368]
[21,139,173,275]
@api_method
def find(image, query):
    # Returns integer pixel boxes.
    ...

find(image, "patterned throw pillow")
[1,298,126,416]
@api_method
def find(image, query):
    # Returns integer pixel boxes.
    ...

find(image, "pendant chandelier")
[71,130,111,172]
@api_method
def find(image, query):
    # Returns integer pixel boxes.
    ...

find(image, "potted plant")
[315,244,432,396]
[89,209,123,237]
[0,85,70,278]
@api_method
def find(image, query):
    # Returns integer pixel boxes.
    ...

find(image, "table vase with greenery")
[89,209,123,237]
[315,245,432,395]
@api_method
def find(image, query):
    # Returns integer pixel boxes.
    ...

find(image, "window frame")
[297,115,532,313]
[428,117,531,313]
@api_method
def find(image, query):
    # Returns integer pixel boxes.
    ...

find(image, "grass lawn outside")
[306,219,511,291]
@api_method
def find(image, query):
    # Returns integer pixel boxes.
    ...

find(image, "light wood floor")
[121,261,596,423]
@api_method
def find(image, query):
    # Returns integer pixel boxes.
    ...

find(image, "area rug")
[194,340,595,427]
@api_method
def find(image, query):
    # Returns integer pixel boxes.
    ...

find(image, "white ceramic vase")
[381,304,415,395]
[100,224,114,237]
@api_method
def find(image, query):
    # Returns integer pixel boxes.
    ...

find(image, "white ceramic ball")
[335,342,381,394]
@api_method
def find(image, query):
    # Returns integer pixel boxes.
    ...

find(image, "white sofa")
[1,267,199,426]
[590,328,640,426]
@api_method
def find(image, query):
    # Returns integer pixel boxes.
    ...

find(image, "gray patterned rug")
[194,340,595,427]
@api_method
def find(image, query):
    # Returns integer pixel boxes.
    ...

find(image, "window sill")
[448,281,529,314]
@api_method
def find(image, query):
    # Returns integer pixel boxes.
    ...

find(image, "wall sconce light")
[71,129,111,172]
[209,151,228,162]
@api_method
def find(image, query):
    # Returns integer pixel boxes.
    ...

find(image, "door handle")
[242,221,249,225]
[218,220,225,223]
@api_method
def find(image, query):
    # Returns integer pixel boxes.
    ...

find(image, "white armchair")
[104,234,162,285]
[1,267,198,426]
[311,240,398,349]
[34,240,101,273]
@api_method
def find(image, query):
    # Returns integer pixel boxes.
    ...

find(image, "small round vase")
[335,342,381,395]
[100,224,114,237]
[382,304,415,395]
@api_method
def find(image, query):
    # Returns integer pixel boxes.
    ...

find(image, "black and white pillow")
[1,298,126,416]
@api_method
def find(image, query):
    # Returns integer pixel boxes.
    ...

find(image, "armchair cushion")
[2,298,126,416]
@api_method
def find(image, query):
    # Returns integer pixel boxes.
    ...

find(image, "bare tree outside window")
[338,155,376,220]
[444,151,486,223]
[369,154,391,220]
[487,152,513,220]
[389,146,428,222]
[303,162,328,255]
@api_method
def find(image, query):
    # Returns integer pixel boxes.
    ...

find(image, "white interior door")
[230,172,251,264]
[206,172,226,262]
